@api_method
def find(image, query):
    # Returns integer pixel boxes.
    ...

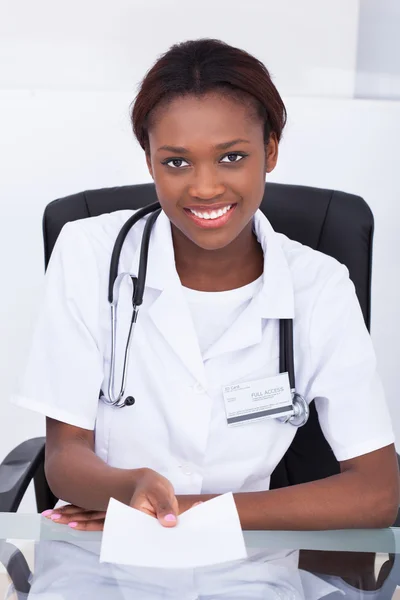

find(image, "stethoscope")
[103,201,310,428]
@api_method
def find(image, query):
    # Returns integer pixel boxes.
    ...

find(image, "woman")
[12,38,398,532]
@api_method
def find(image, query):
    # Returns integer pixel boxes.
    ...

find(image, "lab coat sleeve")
[10,222,104,430]
[307,263,395,462]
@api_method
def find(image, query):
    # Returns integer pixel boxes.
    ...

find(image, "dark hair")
[131,38,287,151]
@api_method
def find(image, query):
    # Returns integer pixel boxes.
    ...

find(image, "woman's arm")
[44,417,188,529]
[177,444,399,530]
[45,417,142,510]
[45,419,398,531]
[45,416,179,524]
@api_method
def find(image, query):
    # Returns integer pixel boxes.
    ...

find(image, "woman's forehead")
[148,93,263,148]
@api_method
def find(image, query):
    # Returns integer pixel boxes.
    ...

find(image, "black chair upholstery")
[41,181,374,491]
[0,181,374,514]
[43,182,373,329]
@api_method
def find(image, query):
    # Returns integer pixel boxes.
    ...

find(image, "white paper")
[99,492,247,569]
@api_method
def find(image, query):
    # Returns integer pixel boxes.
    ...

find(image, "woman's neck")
[172,222,264,292]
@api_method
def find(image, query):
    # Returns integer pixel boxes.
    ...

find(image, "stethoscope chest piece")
[124,396,135,407]
[278,392,309,427]
[289,393,309,427]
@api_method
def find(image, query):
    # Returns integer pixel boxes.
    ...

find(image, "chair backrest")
[42,182,374,487]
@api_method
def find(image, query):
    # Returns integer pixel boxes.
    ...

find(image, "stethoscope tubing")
[107,205,161,405]
[108,202,161,304]
[104,203,309,426]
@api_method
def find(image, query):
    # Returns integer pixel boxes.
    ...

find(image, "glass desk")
[1,513,400,599]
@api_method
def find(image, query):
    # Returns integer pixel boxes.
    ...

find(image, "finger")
[67,511,106,522]
[42,505,86,519]
[58,505,105,516]
[153,493,179,527]
[130,492,158,517]
[47,510,106,525]
[178,500,203,515]
[55,504,82,513]
[67,519,105,532]
[132,491,178,526]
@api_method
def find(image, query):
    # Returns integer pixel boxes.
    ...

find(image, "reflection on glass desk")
[1,513,400,599]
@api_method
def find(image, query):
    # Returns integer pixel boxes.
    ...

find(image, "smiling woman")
[11,38,398,544]
[130,39,285,290]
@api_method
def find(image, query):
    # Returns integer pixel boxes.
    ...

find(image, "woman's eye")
[220,153,246,163]
[164,158,190,168]
[163,153,246,169]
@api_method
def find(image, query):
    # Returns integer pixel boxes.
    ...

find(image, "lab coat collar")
[129,208,180,292]
[129,208,294,382]
[130,210,206,387]
[253,209,295,320]
[130,208,295,318]
[200,211,295,361]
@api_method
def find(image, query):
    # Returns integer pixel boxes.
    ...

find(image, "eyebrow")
[156,138,251,153]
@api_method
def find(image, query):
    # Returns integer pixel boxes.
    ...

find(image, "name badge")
[222,372,293,427]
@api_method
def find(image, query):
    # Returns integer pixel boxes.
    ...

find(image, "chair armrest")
[0,540,31,596]
[0,437,56,512]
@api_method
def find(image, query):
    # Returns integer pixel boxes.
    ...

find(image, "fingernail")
[50,514,61,520]
[68,522,78,528]
[41,510,53,517]
[164,514,176,522]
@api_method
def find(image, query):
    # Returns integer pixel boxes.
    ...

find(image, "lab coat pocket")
[209,319,281,389]
[218,352,281,390]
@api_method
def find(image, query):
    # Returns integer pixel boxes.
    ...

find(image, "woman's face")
[146,92,278,251]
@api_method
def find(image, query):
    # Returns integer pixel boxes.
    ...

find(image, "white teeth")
[189,205,232,219]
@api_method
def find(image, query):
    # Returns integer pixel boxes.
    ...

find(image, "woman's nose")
[188,166,226,200]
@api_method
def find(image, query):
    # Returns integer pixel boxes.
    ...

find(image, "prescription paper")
[99,492,247,569]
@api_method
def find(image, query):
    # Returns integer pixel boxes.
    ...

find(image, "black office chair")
[1,181,399,599]
[0,181,378,513]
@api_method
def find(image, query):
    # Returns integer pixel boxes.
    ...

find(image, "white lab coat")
[10,207,394,599]
[12,207,394,494]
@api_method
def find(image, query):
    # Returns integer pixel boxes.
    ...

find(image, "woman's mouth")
[183,204,237,228]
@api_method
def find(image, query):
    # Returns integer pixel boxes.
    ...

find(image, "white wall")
[5,0,400,514]
[356,0,400,99]
[273,98,400,426]
[0,0,360,96]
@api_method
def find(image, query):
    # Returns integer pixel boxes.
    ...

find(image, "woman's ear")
[265,133,279,174]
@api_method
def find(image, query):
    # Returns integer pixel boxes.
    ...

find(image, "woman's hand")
[42,505,106,531]
[42,468,202,531]
[129,468,179,526]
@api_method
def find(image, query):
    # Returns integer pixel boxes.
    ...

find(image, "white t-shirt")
[183,275,263,356]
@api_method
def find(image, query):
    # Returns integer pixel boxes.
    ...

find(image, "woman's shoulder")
[277,232,350,296]
[57,209,146,265]
[63,209,139,244]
